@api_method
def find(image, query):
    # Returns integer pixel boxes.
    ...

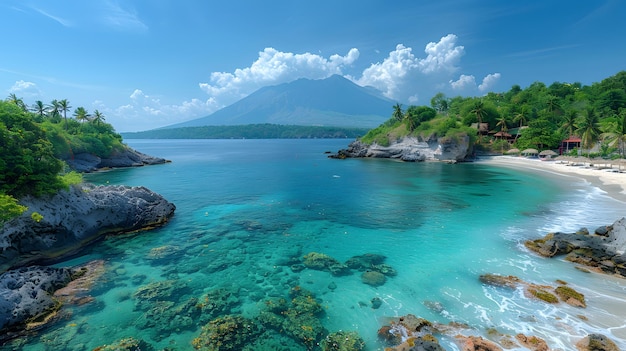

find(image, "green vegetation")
[1,97,122,223]
[121,124,369,139]
[359,71,626,158]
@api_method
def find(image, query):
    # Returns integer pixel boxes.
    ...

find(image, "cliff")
[330,135,472,162]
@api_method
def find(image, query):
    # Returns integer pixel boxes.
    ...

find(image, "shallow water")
[6,139,626,350]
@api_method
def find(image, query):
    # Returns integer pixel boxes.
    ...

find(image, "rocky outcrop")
[65,146,169,172]
[0,266,73,339]
[330,135,472,162]
[525,217,626,277]
[0,184,176,272]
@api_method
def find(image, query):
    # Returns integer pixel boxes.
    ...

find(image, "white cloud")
[450,75,476,90]
[9,80,41,98]
[419,34,464,74]
[199,47,359,107]
[355,44,418,99]
[354,34,467,101]
[449,73,502,93]
[478,73,501,92]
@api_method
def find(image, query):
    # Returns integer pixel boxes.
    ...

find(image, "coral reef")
[321,330,366,351]
[92,337,154,351]
[361,270,386,286]
[192,314,260,351]
[302,252,351,276]
[258,286,327,349]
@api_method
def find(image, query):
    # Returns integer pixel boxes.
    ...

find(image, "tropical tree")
[512,105,531,142]
[31,100,48,118]
[6,93,27,112]
[470,100,488,142]
[73,106,91,123]
[600,110,626,159]
[58,99,71,129]
[91,109,105,125]
[559,109,578,139]
[430,92,449,114]
[392,103,403,122]
[576,107,601,157]
[496,115,509,133]
[49,99,61,119]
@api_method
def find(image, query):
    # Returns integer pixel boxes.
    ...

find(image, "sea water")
[5,139,626,350]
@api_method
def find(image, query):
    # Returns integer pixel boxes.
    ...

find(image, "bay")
[7,139,626,351]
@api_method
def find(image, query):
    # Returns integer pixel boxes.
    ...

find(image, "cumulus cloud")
[199,47,359,106]
[450,73,501,93]
[478,73,501,92]
[450,75,476,90]
[419,34,464,74]
[9,80,41,98]
[354,34,467,101]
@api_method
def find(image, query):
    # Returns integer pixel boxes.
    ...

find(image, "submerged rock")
[302,252,351,276]
[361,270,386,287]
[0,184,175,272]
[321,330,366,351]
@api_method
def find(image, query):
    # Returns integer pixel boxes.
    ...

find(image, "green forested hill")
[359,71,626,158]
[122,124,370,139]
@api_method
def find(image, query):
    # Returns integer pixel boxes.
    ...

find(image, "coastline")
[476,155,626,203]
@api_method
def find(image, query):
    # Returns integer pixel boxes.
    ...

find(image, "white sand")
[477,156,626,203]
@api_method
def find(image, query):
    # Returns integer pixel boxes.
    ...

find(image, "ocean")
[6,139,626,350]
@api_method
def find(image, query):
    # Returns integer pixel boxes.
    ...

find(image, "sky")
[1,0,625,132]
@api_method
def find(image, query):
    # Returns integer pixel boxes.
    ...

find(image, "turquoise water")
[6,139,626,350]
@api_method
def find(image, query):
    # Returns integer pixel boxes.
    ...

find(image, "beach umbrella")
[539,150,557,156]
[506,148,520,154]
[521,148,538,155]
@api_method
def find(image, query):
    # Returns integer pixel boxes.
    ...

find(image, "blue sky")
[1,0,625,132]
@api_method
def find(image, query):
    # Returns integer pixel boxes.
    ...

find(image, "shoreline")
[476,155,626,203]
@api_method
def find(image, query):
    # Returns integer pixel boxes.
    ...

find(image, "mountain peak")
[163,75,395,129]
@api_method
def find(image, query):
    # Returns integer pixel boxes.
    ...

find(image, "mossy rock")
[345,253,386,270]
[528,288,558,304]
[555,286,586,307]
[479,274,521,289]
[361,271,386,286]
[192,315,260,351]
[321,330,365,351]
[302,252,351,276]
[93,337,154,351]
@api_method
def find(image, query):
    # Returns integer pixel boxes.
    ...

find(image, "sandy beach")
[478,156,626,203]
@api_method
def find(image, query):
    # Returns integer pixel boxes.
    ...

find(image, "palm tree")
[512,105,530,142]
[31,100,49,118]
[403,112,416,132]
[59,99,71,129]
[601,111,626,160]
[73,106,90,124]
[49,99,61,119]
[470,100,488,142]
[7,94,27,112]
[576,107,601,157]
[392,103,403,122]
[91,110,106,126]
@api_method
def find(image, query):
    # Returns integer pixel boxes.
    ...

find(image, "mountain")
[162,75,395,129]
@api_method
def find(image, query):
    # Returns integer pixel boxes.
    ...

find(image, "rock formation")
[525,217,626,277]
[64,146,169,172]
[0,184,176,272]
[330,135,471,162]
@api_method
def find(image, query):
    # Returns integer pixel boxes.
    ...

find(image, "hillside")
[162,75,394,129]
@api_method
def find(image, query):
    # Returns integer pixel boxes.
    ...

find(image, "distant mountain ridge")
[162,75,395,129]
